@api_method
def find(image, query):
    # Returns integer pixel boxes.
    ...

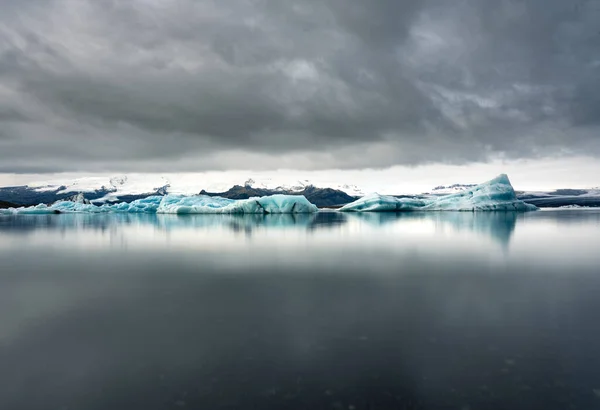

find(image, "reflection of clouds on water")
[1,218,600,410]
[0,213,317,233]
[1,209,599,275]
[0,212,354,235]
[0,211,520,246]
[345,212,518,248]
[5,210,599,249]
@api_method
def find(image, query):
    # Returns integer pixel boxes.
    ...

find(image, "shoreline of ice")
[339,174,537,212]
[0,174,538,214]
[0,194,319,215]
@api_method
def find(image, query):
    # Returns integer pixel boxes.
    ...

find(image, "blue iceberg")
[156,194,318,214]
[340,174,538,212]
[0,194,318,215]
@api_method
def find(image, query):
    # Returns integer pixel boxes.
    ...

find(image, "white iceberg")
[0,194,318,215]
[340,174,538,212]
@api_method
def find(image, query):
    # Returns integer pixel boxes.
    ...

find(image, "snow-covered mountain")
[423,182,600,207]
[3,174,599,208]
[0,174,365,206]
[425,183,478,195]
[516,188,600,207]
[243,178,364,196]
[28,175,173,200]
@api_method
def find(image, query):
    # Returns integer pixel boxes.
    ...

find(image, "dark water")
[1,210,600,410]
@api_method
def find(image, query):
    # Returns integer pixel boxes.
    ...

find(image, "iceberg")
[340,174,538,212]
[0,175,536,214]
[156,194,318,214]
[338,194,428,212]
[0,194,318,215]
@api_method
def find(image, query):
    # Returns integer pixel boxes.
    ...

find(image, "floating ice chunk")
[0,203,59,215]
[0,194,318,214]
[155,195,235,214]
[109,196,164,213]
[340,174,538,212]
[338,194,428,212]
[156,194,318,214]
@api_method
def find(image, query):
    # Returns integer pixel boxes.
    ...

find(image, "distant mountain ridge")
[0,200,18,209]
[0,178,358,208]
[1,175,600,208]
[427,183,478,195]
[200,183,357,207]
[0,185,115,206]
[516,188,600,207]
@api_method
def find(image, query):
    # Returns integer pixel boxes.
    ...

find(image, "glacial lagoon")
[1,210,600,409]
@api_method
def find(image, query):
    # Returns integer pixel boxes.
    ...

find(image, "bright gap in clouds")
[0,156,598,195]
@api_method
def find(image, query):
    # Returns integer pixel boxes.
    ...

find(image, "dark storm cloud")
[0,0,599,172]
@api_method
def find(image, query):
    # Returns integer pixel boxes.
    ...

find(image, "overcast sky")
[0,0,599,186]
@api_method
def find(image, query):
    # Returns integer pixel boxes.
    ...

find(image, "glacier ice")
[156,194,318,214]
[339,194,428,212]
[0,194,318,215]
[340,174,538,212]
[0,174,537,215]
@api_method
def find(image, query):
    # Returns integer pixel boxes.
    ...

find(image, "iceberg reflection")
[346,211,518,247]
[0,211,519,246]
[0,213,325,233]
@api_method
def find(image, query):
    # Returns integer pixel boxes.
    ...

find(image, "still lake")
[1,210,600,410]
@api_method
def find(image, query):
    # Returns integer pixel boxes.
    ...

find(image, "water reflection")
[1,211,600,410]
[0,213,321,233]
[347,212,518,247]
[2,210,600,252]
[0,211,517,243]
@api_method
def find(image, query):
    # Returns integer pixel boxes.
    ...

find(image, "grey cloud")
[0,0,598,173]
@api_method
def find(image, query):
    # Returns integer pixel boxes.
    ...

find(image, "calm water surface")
[1,210,600,410]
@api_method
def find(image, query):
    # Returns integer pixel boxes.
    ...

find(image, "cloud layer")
[1,0,599,172]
